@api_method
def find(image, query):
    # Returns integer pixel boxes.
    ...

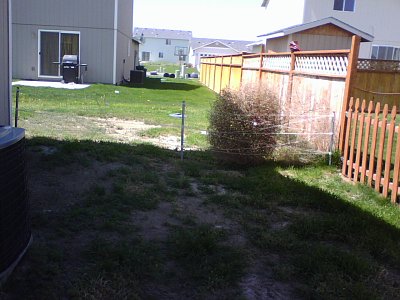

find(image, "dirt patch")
[88,117,183,150]
[27,149,126,212]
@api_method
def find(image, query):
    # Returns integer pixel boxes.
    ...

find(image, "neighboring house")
[259,17,373,53]
[190,38,255,70]
[133,28,192,64]
[12,0,139,84]
[260,0,400,60]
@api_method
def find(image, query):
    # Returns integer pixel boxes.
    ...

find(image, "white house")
[260,0,400,60]
[12,0,139,84]
[133,28,192,64]
[189,38,255,70]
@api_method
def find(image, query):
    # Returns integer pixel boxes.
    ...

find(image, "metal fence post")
[15,87,20,127]
[181,101,186,161]
[329,112,336,166]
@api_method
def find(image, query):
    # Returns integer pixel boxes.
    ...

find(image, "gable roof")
[133,27,192,40]
[190,38,255,52]
[257,17,374,42]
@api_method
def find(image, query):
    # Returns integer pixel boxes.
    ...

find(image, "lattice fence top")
[242,57,261,68]
[263,55,291,71]
[358,59,400,72]
[295,55,348,76]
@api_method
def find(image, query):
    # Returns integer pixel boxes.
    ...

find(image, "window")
[159,52,164,58]
[333,0,355,11]
[166,39,171,45]
[141,51,150,61]
[371,45,400,60]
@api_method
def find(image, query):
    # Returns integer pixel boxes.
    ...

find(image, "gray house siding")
[12,0,114,30]
[11,0,135,84]
[12,24,115,84]
[0,0,11,125]
[115,0,136,82]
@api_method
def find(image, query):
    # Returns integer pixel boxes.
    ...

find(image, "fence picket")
[391,115,400,203]
[342,98,354,176]
[348,99,360,179]
[383,106,397,197]
[360,101,373,183]
[368,102,381,187]
[354,100,366,181]
[375,105,389,192]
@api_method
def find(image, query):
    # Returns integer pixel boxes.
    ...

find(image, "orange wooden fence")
[341,98,400,202]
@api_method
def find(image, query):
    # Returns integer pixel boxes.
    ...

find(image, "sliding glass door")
[39,31,80,77]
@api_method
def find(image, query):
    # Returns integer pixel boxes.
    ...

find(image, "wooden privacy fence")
[341,98,400,202]
[351,59,400,108]
[200,48,356,147]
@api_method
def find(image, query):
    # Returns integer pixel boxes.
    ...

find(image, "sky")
[133,0,267,41]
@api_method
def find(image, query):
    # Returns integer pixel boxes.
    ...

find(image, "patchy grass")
[2,138,400,299]
[203,163,400,298]
[3,79,400,299]
[13,78,214,148]
[168,225,246,290]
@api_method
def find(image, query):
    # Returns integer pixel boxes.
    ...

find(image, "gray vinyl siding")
[0,0,11,126]
[116,33,139,82]
[115,0,135,83]
[12,0,114,30]
[11,0,136,84]
[118,0,134,38]
[12,24,115,83]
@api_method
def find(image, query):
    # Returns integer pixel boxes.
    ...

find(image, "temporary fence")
[14,84,337,164]
[341,98,400,203]
[207,112,336,163]
[13,91,195,159]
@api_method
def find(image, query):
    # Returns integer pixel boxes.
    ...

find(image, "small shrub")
[208,86,280,165]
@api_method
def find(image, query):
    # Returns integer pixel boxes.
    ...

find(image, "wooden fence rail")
[341,98,400,202]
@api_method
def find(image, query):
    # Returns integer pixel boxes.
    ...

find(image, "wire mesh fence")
[13,86,336,163]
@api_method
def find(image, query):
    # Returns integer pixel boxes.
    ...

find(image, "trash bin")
[61,55,79,83]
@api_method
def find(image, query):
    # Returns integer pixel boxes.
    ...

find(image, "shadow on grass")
[2,136,400,299]
[124,77,201,91]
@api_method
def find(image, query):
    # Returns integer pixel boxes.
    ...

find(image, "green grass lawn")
[3,79,400,298]
[13,78,215,148]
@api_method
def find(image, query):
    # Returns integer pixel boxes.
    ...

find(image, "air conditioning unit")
[0,127,32,284]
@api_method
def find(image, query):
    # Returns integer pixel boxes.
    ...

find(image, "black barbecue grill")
[61,55,79,83]
[56,55,88,84]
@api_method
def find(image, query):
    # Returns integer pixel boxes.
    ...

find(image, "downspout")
[0,0,12,126]
[113,0,119,84]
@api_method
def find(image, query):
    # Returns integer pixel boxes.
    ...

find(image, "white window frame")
[333,0,355,12]
[141,51,150,61]
[371,45,400,61]
[38,29,81,79]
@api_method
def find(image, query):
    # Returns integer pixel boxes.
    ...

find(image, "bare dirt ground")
[1,118,297,299]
